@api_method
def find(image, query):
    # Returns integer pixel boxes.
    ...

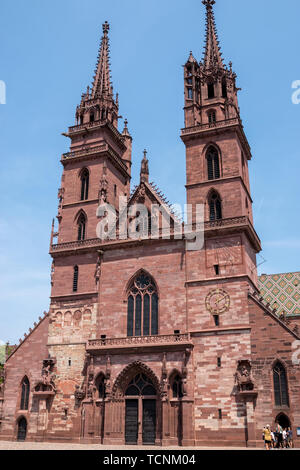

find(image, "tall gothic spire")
[91,21,113,99]
[202,0,224,71]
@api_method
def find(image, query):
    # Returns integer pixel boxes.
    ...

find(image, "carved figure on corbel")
[161,353,168,400]
[95,250,104,286]
[235,360,255,392]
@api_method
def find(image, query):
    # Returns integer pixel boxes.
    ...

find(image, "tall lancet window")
[273,362,289,407]
[127,271,158,337]
[20,377,30,410]
[77,213,86,241]
[80,169,89,201]
[209,191,222,221]
[207,147,220,180]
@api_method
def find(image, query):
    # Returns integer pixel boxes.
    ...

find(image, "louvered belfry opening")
[207,146,220,180]
[80,169,89,201]
[209,191,222,221]
[77,213,86,241]
[73,266,79,292]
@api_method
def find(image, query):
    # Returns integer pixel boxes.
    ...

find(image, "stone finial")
[140,149,149,183]
[102,21,110,34]
[122,118,131,137]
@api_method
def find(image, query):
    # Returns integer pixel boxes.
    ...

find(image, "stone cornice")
[186,175,253,204]
[181,118,252,160]
[63,120,126,151]
[190,326,251,337]
[186,274,258,292]
[50,292,98,301]
[61,143,130,180]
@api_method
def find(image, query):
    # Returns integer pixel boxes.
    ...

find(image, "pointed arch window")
[209,191,222,221]
[273,362,289,407]
[73,266,79,292]
[95,374,106,399]
[207,147,220,180]
[80,169,89,201]
[171,374,183,399]
[77,213,86,241]
[20,377,30,410]
[127,272,158,337]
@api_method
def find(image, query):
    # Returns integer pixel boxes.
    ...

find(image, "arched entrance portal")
[17,417,27,441]
[276,413,291,430]
[125,373,157,445]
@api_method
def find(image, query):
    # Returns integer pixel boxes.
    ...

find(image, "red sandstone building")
[0,0,299,447]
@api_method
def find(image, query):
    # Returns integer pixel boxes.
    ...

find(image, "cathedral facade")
[1,0,300,447]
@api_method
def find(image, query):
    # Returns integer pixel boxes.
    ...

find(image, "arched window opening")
[77,213,86,241]
[208,82,215,99]
[222,78,227,98]
[273,362,289,407]
[187,88,193,100]
[95,375,106,399]
[171,375,183,399]
[80,169,89,201]
[73,266,79,292]
[208,111,216,124]
[209,192,222,221]
[20,377,30,410]
[127,272,158,337]
[207,147,220,180]
[90,112,95,123]
[125,374,156,396]
[17,417,27,442]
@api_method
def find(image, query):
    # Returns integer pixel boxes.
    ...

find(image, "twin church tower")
[1,0,299,448]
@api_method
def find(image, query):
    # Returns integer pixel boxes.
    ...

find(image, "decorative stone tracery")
[111,361,162,400]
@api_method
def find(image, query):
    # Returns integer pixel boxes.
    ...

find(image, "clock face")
[205,289,230,315]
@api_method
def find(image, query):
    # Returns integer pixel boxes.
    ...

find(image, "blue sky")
[0,0,299,344]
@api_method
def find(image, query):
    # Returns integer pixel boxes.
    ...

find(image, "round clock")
[205,289,230,315]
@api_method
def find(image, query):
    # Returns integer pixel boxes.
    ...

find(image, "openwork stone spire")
[202,0,224,71]
[92,21,113,99]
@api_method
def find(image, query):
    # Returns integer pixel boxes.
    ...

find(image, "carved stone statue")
[235,360,254,392]
[99,176,108,204]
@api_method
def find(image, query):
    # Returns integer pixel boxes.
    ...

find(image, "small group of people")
[263,424,293,450]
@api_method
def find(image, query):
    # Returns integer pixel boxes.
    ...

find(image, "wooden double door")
[125,399,156,445]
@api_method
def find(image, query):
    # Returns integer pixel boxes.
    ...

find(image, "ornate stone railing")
[181,117,241,136]
[62,144,108,160]
[87,333,192,353]
[50,238,101,252]
[204,216,248,229]
[50,216,260,253]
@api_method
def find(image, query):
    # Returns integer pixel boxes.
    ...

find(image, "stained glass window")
[273,362,289,407]
[127,272,158,337]
[20,377,30,410]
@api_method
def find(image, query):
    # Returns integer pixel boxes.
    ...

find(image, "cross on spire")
[202,0,224,71]
[91,21,113,99]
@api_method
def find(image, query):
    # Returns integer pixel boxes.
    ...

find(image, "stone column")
[181,399,195,446]
[239,391,258,448]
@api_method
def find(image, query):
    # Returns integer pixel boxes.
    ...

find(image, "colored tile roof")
[258,272,300,317]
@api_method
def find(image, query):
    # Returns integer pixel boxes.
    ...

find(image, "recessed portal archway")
[125,373,157,445]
